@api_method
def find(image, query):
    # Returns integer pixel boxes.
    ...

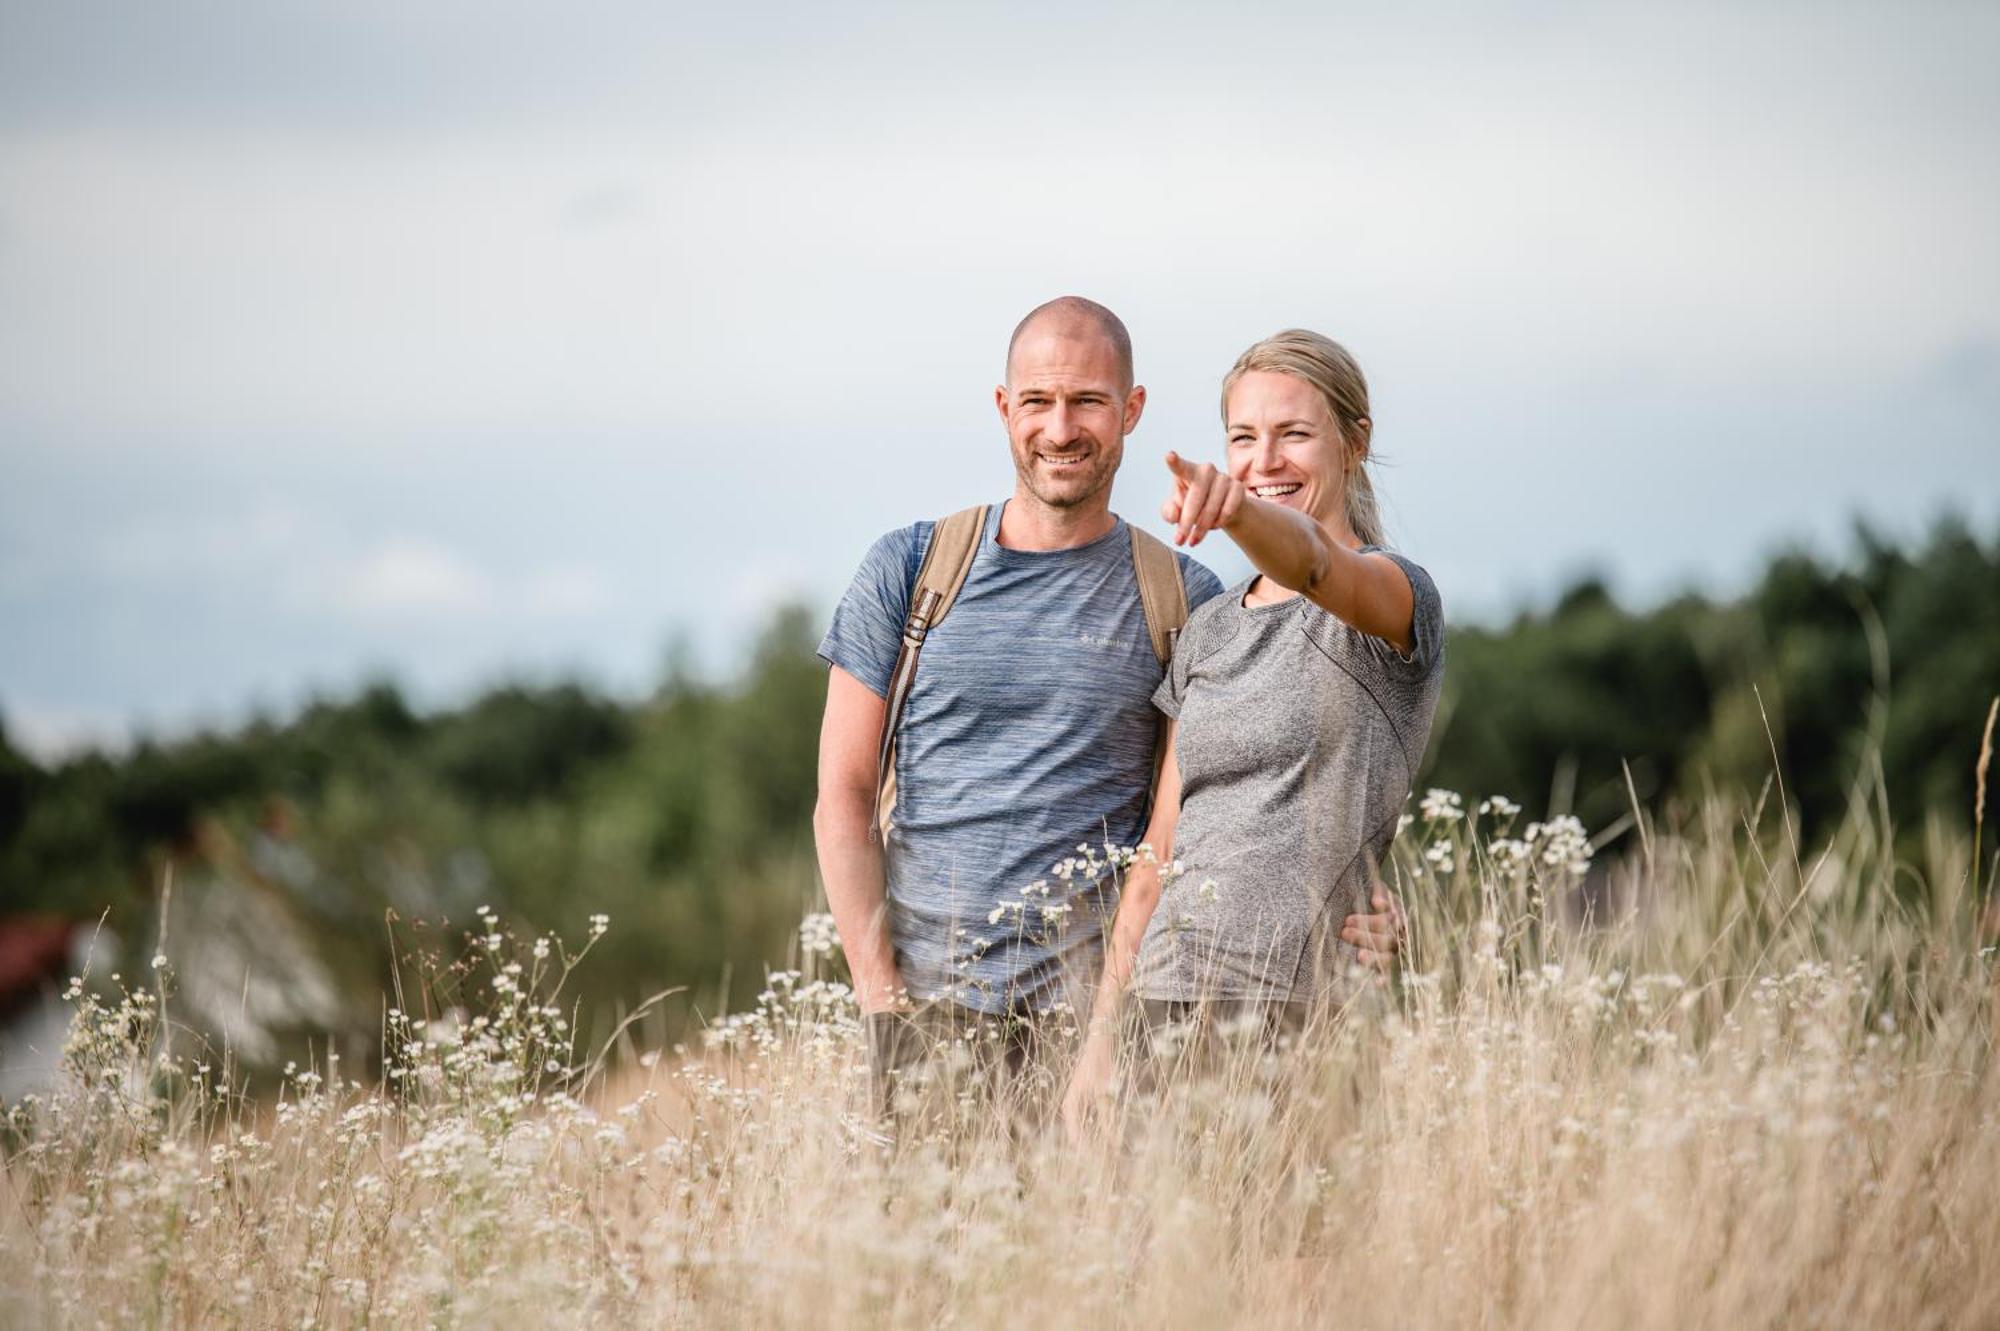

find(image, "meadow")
[4,768,1997,1330]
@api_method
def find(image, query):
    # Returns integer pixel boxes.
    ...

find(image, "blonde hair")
[1220,328,1385,547]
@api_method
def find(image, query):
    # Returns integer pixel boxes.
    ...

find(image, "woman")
[1062,327,1444,1135]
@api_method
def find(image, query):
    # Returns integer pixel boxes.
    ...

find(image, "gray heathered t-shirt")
[818,502,1224,1014]
[1132,547,1444,1005]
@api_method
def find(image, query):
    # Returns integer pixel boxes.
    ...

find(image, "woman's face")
[1224,370,1352,529]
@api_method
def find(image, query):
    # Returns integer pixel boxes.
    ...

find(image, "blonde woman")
[1062,328,1444,1135]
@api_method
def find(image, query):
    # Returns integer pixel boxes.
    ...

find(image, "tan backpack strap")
[912,505,987,626]
[1129,525,1189,666]
[872,505,990,841]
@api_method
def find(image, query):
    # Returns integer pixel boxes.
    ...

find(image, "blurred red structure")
[0,915,76,1021]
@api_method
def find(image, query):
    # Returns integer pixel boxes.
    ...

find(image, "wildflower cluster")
[798,911,841,958]
[1489,814,1593,878]
[378,906,610,1130]
[1419,788,1465,822]
[703,969,864,1064]
[1398,789,1594,886]
[982,841,1156,937]
[2,908,682,1327]
[2,967,171,1173]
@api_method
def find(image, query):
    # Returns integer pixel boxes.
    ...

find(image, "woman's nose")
[1253,436,1284,472]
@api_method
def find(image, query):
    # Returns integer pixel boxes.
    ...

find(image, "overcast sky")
[2,1,1996,759]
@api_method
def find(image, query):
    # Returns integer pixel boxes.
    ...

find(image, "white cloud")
[520,564,613,617]
[331,539,615,621]
[335,540,493,616]
[4,701,136,762]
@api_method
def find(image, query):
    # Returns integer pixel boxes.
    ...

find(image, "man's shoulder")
[1173,551,1226,609]
[849,520,933,585]
[1182,576,1241,633]
[866,518,932,555]
[1116,515,1224,604]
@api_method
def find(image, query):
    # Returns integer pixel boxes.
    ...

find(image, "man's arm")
[813,665,907,1013]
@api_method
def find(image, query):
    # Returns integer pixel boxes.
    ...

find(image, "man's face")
[995,323,1144,513]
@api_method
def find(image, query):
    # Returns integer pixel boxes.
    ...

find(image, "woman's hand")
[1340,885,1408,986]
[1061,1023,1119,1145]
[1161,451,1247,547]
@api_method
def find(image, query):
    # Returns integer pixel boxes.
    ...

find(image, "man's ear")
[994,383,1011,426]
[1123,383,1147,435]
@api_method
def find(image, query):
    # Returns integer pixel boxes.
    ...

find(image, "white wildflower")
[797,912,840,957]
[1419,788,1465,822]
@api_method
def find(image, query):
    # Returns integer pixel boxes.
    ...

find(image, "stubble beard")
[1013,442,1121,514]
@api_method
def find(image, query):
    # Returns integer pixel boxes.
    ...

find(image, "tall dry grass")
[3,782,1996,1329]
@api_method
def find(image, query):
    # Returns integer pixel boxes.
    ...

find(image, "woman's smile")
[1246,478,1306,508]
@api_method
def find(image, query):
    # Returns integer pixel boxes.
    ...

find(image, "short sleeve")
[1151,645,1188,719]
[1361,548,1444,676]
[1151,597,1215,721]
[816,524,925,699]
[1152,553,1223,719]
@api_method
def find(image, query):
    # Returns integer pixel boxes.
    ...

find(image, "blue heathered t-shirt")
[817,501,1224,1014]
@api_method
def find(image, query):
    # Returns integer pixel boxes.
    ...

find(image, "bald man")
[812,297,1398,1126]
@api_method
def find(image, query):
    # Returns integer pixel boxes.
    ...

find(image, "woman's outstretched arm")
[1162,451,1415,655]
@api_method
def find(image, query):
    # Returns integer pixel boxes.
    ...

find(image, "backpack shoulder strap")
[872,505,989,841]
[911,505,988,626]
[1129,525,1189,666]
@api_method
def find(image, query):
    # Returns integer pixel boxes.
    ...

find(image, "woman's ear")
[1351,415,1373,461]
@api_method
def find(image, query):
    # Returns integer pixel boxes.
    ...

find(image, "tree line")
[1,516,1994,1062]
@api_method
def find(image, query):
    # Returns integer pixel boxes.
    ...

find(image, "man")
[812,297,1402,1123]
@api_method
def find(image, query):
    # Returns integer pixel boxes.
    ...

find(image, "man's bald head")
[1005,296,1134,392]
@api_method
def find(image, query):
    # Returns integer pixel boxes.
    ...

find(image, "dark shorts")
[1130,996,1331,1257]
[1127,995,1314,1094]
[864,1000,1070,1141]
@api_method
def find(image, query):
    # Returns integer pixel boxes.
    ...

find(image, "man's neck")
[995,492,1118,551]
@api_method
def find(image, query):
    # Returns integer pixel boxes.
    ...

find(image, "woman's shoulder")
[1305,545,1445,679]
[1177,577,1248,649]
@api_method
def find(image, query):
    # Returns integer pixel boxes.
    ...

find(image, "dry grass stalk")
[2,791,1996,1329]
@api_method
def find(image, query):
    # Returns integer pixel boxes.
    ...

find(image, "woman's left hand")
[1162,451,1246,547]
[1340,885,1407,986]
[1061,1024,1118,1145]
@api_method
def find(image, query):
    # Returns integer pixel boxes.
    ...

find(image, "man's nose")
[1044,402,1080,445]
